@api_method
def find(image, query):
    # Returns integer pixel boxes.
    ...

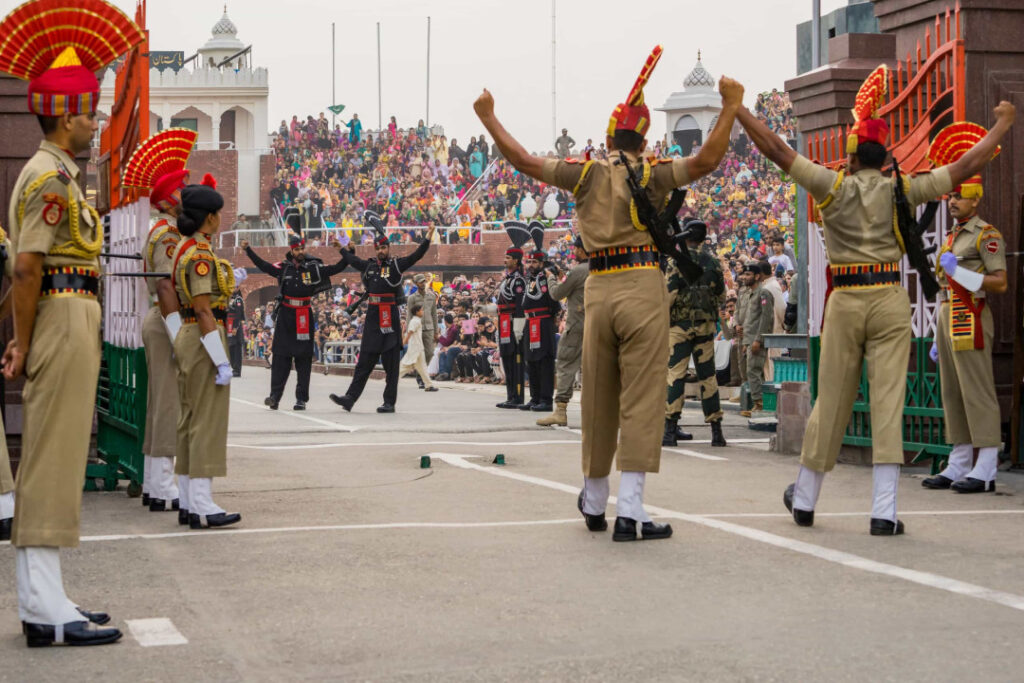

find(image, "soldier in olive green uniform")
[921,123,1009,494]
[662,218,727,447]
[537,236,588,427]
[476,45,743,541]
[738,69,1014,535]
[171,178,243,530]
[407,273,438,388]
[740,260,775,417]
[0,228,14,541]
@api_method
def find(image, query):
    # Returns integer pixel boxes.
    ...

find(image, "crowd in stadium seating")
[247,91,802,374]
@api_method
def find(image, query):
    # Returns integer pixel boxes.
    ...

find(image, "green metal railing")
[809,336,950,474]
[89,343,147,494]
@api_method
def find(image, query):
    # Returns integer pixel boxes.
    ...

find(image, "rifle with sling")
[619,153,703,284]
[892,158,940,300]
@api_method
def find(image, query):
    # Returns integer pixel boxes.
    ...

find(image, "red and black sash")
[282,296,312,340]
[525,308,550,350]
[369,293,396,333]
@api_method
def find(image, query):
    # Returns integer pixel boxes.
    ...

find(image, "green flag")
[328,104,346,115]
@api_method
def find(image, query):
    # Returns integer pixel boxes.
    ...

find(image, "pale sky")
[3,0,849,151]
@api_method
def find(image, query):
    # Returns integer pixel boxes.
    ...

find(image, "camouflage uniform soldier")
[663,218,727,447]
[740,260,775,417]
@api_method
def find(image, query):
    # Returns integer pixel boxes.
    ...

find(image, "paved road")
[2,367,1023,681]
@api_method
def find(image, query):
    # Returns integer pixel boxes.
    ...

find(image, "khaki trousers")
[801,287,910,472]
[0,411,13,495]
[174,324,229,479]
[141,306,179,458]
[422,329,436,363]
[936,302,1000,447]
[581,268,668,476]
[554,328,582,404]
[12,298,101,547]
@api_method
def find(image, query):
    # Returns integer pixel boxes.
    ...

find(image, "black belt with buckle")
[589,247,659,273]
[180,307,227,324]
[831,270,901,289]
[40,270,99,297]
[282,297,311,307]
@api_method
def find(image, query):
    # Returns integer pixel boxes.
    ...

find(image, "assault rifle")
[892,158,940,301]
[619,153,703,284]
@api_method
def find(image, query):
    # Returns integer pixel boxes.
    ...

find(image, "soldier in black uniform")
[520,223,561,412]
[329,212,434,413]
[226,288,245,377]
[496,222,530,409]
[242,234,348,410]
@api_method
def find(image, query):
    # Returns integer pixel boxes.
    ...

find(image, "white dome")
[683,53,716,91]
[200,5,245,56]
[212,7,238,36]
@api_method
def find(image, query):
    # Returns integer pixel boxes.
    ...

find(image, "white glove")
[929,342,938,363]
[233,267,248,284]
[201,329,230,376]
[163,311,182,344]
[946,266,984,293]
[215,363,232,386]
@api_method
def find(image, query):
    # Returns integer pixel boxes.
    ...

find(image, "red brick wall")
[190,149,238,222]
[259,154,275,217]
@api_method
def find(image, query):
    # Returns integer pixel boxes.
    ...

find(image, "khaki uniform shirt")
[407,289,438,331]
[938,215,1006,286]
[145,213,181,297]
[541,152,692,252]
[173,234,231,308]
[788,154,953,265]
[742,282,775,345]
[7,141,100,270]
[549,261,588,339]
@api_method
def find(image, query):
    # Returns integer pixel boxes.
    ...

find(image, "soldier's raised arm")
[685,77,745,181]
[474,89,549,184]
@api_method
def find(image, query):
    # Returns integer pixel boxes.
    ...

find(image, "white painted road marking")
[231,398,359,432]
[664,447,729,461]
[228,439,583,450]
[430,452,1024,614]
[126,618,188,647]
[71,519,583,543]
[702,510,1024,518]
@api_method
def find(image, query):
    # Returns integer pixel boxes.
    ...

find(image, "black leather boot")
[662,417,678,447]
[710,420,726,447]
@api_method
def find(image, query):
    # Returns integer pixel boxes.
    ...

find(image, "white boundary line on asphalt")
[664,448,729,462]
[230,398,360,432]
[228,437,767,453]
[430,452,1024,613]
[125,618,188,647]
[702,510,1024,518]
[61,519,583,543]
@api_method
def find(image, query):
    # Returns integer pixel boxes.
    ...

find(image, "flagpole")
[331,22,336,129]
[426,16,431,128]
[377,22,383,132]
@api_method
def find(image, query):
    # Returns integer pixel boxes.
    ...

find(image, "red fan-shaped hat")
[928,122,998,198]
[607,45,663,138]
[845,65,889,154]
[0,0,145,116]
[123,128,199,205]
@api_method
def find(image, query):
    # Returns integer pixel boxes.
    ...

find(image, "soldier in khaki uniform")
[122,128,200,513]
[740,260,775,417]
[476,45,743,541]
[537,236,588,427]
[0,228,14,541]
[0,0,144,646]
[921,123,1008,494]
[738,66,1015,535]
[172,178,243,530]
[662,218,727,446]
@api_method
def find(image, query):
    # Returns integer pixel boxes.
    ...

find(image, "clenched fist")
[474,89,495,120]
[994,100,1016,126]
[239,239,250,250]
[718,77,744,108]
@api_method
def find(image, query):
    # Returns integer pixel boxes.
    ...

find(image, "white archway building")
[656,53,722,155]
[99,7,270,215]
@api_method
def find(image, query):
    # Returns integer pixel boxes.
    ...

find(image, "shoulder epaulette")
[652,158,674,166]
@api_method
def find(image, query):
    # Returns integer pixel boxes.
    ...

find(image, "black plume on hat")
[528,220,546,255]
[364,210,388,245]
[503,221,531,249]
